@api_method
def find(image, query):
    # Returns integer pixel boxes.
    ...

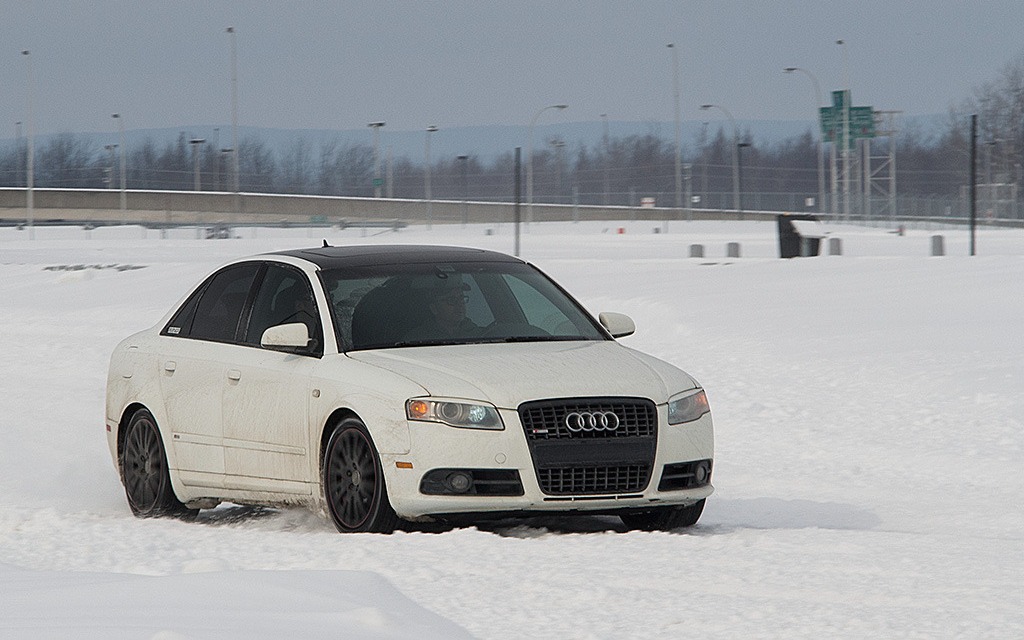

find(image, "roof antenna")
[322,239,330,248]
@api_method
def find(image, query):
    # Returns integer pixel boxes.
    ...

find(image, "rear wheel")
[323,418,398,533]
[620,499,705,531]
[121,408,197,519]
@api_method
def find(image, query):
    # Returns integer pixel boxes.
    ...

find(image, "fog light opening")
[445,472,473,494]
[695,462,709,484]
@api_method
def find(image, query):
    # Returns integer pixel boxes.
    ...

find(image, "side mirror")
[261,323,310,349]
[599,312,635,338]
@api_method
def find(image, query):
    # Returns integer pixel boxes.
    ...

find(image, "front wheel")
[620,499,705,531]
[323,418,398,533]
[121,408,197,519]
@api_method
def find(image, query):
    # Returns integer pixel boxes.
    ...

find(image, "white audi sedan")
[106,245,714,532]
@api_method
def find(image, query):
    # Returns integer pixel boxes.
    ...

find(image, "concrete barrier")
[726,242,741,258]
[689,244,704,258]
[0,187,784,227]
[931,235,945,256]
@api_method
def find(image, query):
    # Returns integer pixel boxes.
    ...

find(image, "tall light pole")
[112,113,126,215]
[783,67,826,215]
[227,27,240,199]
[22,50,34,239]
[668,43,682,212]
[368,121,385,197]
[700,104,740,212]
[425,125,438,228]
[837,39,851,221]
[526,103,568,224]
[189,138,206,191]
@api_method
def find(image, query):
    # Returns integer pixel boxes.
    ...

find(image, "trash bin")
[777,214,826,258]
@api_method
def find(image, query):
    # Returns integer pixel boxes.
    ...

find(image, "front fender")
[310,356,428,456]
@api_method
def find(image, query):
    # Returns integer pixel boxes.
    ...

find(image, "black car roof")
[270,244,524,269]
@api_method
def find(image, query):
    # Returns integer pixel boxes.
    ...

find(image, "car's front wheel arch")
[319,408,363,476]
[321,415,399,533]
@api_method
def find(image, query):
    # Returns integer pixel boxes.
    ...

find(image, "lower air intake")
[537,464,650,495]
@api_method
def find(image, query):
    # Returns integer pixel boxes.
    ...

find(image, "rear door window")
[183,263,260,343]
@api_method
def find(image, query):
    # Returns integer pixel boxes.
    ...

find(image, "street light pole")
[22,50,34,239]
[526,103,568,224]
[425,125,438,228]
[700,104,739,213]
[837,39,851,221]
[668,43,682,212]
[368,122,385,197]
[783,67,826,215]
[227,27,239,197]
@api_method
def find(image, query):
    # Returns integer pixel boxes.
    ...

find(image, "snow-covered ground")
[1,220,1022,639]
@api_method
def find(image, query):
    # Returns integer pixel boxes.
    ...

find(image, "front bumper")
[381,405,714,519]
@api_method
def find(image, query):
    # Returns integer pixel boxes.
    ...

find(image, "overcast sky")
[3,0,1023,137]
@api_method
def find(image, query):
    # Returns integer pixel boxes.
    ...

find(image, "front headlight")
[667,388,710,425]
[406,398,504,430]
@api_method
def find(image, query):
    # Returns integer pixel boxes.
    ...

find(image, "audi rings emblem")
[565,411,620,432]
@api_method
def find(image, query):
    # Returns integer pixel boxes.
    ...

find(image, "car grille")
[518,397,658,496]
[519,398,657,440]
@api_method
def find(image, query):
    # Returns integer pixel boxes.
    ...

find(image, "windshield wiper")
[468,335,589,344]
[389,338,459,348]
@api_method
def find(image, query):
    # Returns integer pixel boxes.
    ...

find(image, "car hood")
[346,340,697,409]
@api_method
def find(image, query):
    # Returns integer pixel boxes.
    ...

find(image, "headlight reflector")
[667,388,710,425]
[406,398,504,430]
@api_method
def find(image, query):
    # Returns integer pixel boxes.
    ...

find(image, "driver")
[407,276,480,340]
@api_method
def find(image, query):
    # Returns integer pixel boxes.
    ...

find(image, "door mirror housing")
[599,312,635,338]
[261,323,310,349]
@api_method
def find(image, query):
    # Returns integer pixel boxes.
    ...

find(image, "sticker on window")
[167,327,181,335]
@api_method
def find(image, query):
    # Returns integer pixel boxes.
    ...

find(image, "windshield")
[320,261,608,351]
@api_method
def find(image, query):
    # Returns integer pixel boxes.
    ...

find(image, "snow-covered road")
[1,221,1021,638]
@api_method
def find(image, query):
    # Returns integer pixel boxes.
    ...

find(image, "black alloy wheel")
[121,408,197,519]
[619,499,706,531]
[323,419,398,533]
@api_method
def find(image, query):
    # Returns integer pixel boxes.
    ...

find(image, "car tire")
[121,408,197,520]
[619,499,705,531]
[323,418,398,533]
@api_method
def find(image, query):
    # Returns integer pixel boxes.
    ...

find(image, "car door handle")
[227,369,241,381]
[164,361,176,373]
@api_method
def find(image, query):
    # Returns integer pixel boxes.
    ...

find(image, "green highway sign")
[820,106,875,142]
[372,178,385,187]
[820,89,875,146]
